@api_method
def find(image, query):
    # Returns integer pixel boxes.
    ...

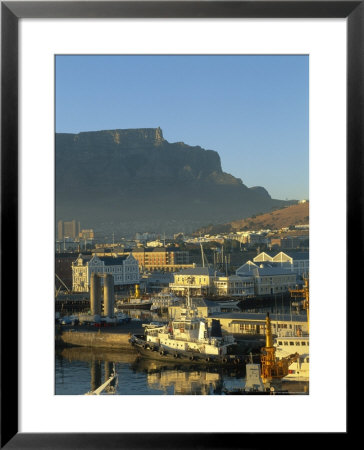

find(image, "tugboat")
[129,288,246,366]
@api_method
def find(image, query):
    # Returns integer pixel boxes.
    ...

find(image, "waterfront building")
[254,251,309,277]
[213,275,254,297]
[235,264,297,296]
[169,267,219,296]
[72,253,139,292]
[207,312,308,336]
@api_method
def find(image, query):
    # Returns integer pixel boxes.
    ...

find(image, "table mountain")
[56,127,290,235]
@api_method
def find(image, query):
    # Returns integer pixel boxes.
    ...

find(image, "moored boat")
[274,334,309,381]
[276,278,310,381]
[116,298,153,309]
[129,289,252,366]
[150,291,180,310]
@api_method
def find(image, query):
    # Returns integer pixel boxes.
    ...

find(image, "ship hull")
[117,302,152,310]
[129,336,256,367]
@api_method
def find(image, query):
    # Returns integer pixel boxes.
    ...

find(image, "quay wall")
[59,330,136,350]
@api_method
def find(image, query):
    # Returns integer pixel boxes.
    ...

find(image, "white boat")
[142,321,166,329]
[150,291,180,310]
[274,333,309,380]
[129,289,241,365]
[216,299,240,306]
[60,314,79,325]
[279,277,309,381]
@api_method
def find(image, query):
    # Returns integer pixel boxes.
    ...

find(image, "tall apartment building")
[58,220,80,240]
[79,229,95,240]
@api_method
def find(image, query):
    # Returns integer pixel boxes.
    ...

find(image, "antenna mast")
[200,242,205,268]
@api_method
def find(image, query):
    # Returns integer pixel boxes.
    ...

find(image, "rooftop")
[209,312,307,322]
[176,267,222,276]
[98,256,129,265]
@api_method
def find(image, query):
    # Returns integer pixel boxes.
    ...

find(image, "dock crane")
[200,242,210,268]
[260,313,299,383]
[55,273,71,297]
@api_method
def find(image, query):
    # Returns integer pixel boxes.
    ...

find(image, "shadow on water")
[58,346,138,364]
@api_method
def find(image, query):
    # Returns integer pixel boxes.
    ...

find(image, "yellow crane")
[260,313,299,383]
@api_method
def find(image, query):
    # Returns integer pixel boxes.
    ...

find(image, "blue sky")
[56,55,308,200]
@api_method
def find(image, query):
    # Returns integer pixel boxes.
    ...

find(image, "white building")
[213,275,254,297]
[169,268,255,297]
[254,251,309,278]
[236,263,297,296]
[72,253,140,292]
[169,267,219,296]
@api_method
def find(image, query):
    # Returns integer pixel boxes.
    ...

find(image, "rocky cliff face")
[56,128,288,235]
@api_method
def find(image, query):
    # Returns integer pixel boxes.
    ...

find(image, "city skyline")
[56,55,309,201]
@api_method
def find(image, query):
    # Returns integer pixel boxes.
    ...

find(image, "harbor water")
[56,308,309,395]
[55,347,308,395]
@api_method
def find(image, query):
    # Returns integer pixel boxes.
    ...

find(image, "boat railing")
[160,334,225,347]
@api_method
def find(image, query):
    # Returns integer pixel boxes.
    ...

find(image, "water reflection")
[117,308,169,322]
[131,357,246,395]
[90,359,102,392]
[148,369,222,395]
[56,347,308,395]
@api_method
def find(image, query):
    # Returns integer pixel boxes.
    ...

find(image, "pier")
[56,321,144,350]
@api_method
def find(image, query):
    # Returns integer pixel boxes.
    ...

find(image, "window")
[289,342,294,346]
[295,341,300,346]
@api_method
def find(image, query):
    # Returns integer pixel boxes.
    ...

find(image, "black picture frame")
[1,1,358,448]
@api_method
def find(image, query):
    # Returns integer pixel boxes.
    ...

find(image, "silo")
[90,359,102,392]
[90,272,101,316]
[103,273,114,318]
[104,361,112,381]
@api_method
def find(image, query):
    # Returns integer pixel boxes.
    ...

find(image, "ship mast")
[186,276,193,309]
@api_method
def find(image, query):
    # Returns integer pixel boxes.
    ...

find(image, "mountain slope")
[195,202,309,235]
